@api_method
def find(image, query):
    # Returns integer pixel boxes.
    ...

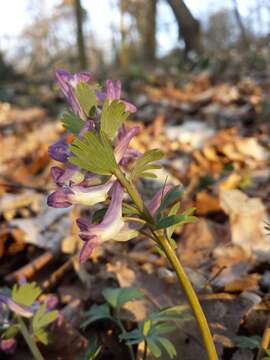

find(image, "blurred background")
[1,1,270,359]
[1,0,270,83]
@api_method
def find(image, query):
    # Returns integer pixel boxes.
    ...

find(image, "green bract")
[75,82,97,116]
[69,130,117,175]
[131,149,163,180]
[61,111,84,134]
[100,99,129,139]
[12,282,41,307]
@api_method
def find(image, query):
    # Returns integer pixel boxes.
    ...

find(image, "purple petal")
[114,127,140,162]
[120,148,141,166]
[48,139,70,163]
[69,181,112,206]
[54,69,72,98]
[77,218,90,232]
[47,188,73,208]
[72,71,91,86]
[147,185,173,216]
[122,100,137,113]
[45,295,58,310]
[79,236,99,263]
[77,182,125,263]
[0,295,33,318]
[0,338,16,354]
[106,80,120,101]
[78,120,95,137]
[51,166,65,184]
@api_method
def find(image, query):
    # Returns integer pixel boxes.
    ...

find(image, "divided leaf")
[155,208,196,230]
[100,99,129,139]
[156,186,182,217]
[131,149,163,180]
[233,335,261,350]
[12,282,41,307]
[32,304,58,344]
[102,287,143,312]
[81,304,112,329]
[2,325,20,339]
[61,112,84,134]
[166,202,181,242]
[69,130,117,175]
[75,82,97,115]
[120,304,188,358]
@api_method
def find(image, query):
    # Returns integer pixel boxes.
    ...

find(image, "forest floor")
[1,69,270,360]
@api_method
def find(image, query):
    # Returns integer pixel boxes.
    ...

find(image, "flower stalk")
[113,167,218,360]
[17,316,44,360]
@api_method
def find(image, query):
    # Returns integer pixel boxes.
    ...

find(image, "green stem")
[156,234,218,359]
[17,316,44,360]
[116,317,136,360]
[143,340,148,360]
[114,168,218,360]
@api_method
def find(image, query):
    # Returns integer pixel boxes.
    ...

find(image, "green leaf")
[157,186,182,216]
[149,305,189,323]
[75,82,97,115]
[81,304,112,329]
[100,99,129,139]
[32,304,58,333]
[69,130,117,175]
[166,202,181,241]
[2,325,20,339]
[156,337,176,358]
[122,203,140,216]
[147,339,162,358]
[131,149,163,181]
[102,287,143,312]
[34,328,49,345]
[61,112,84,134]
[12,282,41,307]
[155,208,196,230]
[233,335,261,349]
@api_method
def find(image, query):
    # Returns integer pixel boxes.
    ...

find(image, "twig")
[5,251,55,282]
[0,182,47,193]
[41,257,73,290]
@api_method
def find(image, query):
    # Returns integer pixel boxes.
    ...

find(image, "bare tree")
[142,0,157,62]
[74,0,87,69]
[231,0,249,48]
[167,0,203,54]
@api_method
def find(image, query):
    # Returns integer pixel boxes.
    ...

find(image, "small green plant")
[233,335,270,360]
[77,335,102,360]
[0,281,58,360]
[81,286,189,359]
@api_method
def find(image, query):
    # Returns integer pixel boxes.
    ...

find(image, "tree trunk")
[167,0,203,54]
[143,0,157,62]
[231,0,249,48]
[74,0,87,69]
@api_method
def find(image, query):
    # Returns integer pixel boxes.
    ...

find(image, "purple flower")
[97,80,137,113]
[114,126,140,163]
[47,181,113,208]
[48,138,70,163]
[0,338,16,354]
[0,295,33,318]
[54,69,91,119]
[50,165,84,186]
[77,182,138,263]
[45,295,58,311]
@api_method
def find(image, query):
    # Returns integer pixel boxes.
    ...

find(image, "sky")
[0,0,267,59]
